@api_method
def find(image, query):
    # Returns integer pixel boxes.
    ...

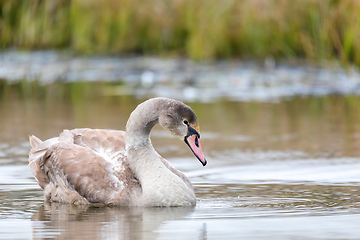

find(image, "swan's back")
[29,128,141,206]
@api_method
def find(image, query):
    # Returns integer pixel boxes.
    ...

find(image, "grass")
[0,0,360,65]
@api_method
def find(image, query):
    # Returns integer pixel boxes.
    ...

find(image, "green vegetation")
[0,0,360,64]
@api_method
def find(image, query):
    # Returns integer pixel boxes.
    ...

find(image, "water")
[2,64,360,238]
[1,50,360,102]
[2,143,360,239]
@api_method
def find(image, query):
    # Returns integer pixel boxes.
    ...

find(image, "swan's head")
[158,100,207,166]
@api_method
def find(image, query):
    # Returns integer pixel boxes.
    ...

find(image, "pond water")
[2,79,360,238]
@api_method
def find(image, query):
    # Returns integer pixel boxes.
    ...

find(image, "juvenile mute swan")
[28,98,207,207]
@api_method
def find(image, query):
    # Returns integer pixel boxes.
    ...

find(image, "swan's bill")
[185,134,207,166]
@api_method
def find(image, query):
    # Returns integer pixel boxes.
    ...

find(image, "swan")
[28,97,207,207]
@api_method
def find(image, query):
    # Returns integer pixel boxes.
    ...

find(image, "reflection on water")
[2,80,360,157]
[2,82,360,239]
[31,203,196,240]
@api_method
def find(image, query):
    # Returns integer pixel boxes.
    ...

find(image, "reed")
[0,0,359,65]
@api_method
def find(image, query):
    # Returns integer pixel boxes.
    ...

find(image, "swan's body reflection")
[31,202,201,239]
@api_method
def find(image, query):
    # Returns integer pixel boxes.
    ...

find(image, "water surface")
[1,83,360,239]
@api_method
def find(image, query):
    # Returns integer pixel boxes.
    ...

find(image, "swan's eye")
[183,120,189,125]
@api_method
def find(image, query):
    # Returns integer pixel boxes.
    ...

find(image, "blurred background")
[1,0,360,62]
[1,0,360,239]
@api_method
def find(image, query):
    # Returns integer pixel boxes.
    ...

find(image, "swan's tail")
[29,135,42,149]
[28,135,58,189]
[28,135,45,165]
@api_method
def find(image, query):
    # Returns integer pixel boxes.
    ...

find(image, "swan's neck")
[126,145,195,206]
[125,99,195,206]
[125,99,161,149]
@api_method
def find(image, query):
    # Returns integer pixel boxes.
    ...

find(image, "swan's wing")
[69,128,127,166]
[29,129,141,206]
[41,141,138,205]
